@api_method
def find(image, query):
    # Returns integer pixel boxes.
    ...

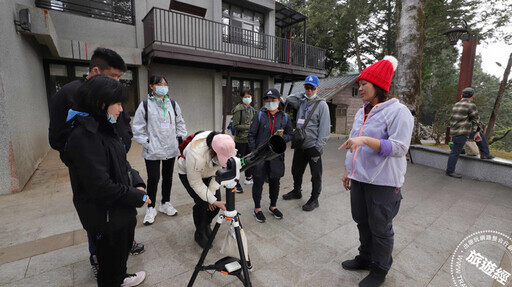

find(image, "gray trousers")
[350,180,402,271]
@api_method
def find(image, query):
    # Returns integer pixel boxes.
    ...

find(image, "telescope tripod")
[188,158,252,287]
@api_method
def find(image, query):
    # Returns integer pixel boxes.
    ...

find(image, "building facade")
[0,0,326,194]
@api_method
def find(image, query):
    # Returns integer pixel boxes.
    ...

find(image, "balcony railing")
[143,8,325,70]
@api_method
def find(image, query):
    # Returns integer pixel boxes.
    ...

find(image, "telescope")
[189,135,287,287]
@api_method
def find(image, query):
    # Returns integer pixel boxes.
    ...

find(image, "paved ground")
[1,137,512,287]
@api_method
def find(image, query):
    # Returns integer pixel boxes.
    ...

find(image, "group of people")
[48,46,460,287]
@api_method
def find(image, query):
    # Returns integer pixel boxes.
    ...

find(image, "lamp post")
[443,19,478,143]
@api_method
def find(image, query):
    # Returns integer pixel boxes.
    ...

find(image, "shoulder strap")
[303,101,321,127]
[171,99,177,118]
[143,99,148,122]
[258,111,262,122]
[239,109,243,124]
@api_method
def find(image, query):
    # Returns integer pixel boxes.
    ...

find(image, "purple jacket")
[345,98,414,187]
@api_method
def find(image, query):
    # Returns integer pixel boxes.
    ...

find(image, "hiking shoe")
[480,154,495,160]
[342,256,371,270]
[89,254,99,279]
[121,271,146,287]
[130,241,145,255]
[143,207,157,225]
[302,198,319,211]
[268,207,283,219]
[244,177,254,185]
[253,210,266,223]
[158,202,178,216]
[282,189,302,200]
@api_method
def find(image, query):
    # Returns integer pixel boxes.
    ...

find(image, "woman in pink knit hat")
[338,56,414,287]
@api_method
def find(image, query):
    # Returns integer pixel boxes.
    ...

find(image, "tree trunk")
[484,53,512,142]
[394,0,424,144]
[354,28,362,72]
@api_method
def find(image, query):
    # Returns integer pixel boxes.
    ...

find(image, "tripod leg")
[188,220,222,287]
[233,217,252,287]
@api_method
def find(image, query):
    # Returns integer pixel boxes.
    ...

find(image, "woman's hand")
[342,169,350,191]
[339,137,367,152]
[209,201,226,211]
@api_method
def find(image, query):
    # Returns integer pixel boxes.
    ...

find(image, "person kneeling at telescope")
[177,131,234,248]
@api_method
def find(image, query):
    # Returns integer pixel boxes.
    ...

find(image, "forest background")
[278,0,512,152]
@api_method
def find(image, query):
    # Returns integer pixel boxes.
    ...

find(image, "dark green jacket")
[232,103,255,143]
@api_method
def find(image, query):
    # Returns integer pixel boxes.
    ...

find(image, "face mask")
[242,98,252,105]
[106,113,117,124]
[212,159,220,166]
[304,93,317,100]
[155,85,168,97]
[265,102,279,111]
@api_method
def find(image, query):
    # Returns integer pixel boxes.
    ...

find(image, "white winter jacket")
[132,93,187,160]
[177,131,221,204]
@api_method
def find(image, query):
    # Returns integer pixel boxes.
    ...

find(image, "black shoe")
[342,256,371,270]
[480,154,495,160]
[359,265,388,287]
[253,210,266,223]
[194,230,209,248]
[130,241,145,255]
[446,172,462,178]
[282,189,302,200]
[89,254,99,279]
[268,207,283,219]
[235,183,244,193]
[302,198,319,211]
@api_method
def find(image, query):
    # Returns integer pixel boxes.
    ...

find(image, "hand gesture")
[339,137,366,152]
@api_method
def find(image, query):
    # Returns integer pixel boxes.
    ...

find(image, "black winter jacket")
[48,77,133,156]
[248,109,293,178]
[65,114,146,234]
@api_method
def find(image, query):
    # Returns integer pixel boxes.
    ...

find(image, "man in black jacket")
[47,47,143,279]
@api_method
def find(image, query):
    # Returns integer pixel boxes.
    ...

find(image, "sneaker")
[244,177,254,185]
[446,172,462,179]
[235,184,244,193]
[143,207,157,225]
[268,207,283,219]
[302,198,319,211]
[158,202,178,216]
[282,189,302,200]
[130,241,145,255]
[121,271,146,287]
[480,154,495,160]
[89,254,99,279]
[341,256,371,270]
[253,210,266,223]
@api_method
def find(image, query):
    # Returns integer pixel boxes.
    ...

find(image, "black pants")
[235,142,252,179]
[94,218,136,286]
[291,147,323,199]
[252,164,280,209]
[145,158,175,208]
[350,180,402,271]
[179,174,221,230]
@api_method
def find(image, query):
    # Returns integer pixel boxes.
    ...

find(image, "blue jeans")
[446,132,491,174]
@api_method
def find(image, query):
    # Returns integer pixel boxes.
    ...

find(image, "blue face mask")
[304,93,317,100]
[242,97,252,105]
[106,113,117,124]
[265,102,279,111]
[155,85,168,97]
[212,159,220,166]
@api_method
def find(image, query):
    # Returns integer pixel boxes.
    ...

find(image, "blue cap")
[304,75,319,87]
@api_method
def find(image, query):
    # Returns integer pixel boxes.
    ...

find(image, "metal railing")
[36,0,134,25]
[143,8,325,70]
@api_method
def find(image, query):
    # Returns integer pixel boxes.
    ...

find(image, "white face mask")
[106,113,117,124]
[155,85,168,97]
[304,93,317,100]
[212,159,220,166]
[242,97,252,105]
[265,102,279,111]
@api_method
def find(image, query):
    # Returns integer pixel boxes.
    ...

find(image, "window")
[35,0,135,25]
[221,2,265,47]
[43,60,139,115]
[222,77,263,110]
[352,87,359,97]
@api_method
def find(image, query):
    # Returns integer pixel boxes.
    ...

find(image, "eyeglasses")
[304,85,316,90]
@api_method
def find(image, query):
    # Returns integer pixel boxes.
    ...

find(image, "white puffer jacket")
[177,131,221,204]
[132,93,187,160]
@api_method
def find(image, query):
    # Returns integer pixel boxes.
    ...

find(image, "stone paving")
[1,138,512,287]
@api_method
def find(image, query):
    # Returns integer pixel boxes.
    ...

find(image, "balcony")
[142,8,326,77]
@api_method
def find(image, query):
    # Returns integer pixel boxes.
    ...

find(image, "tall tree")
[395,0,424,143]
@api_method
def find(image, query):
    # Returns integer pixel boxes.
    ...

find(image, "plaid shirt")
[449,99,480,137]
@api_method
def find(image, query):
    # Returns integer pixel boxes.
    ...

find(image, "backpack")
[143,98,177,123]
[228,110,242,135]
[178,131,204,159]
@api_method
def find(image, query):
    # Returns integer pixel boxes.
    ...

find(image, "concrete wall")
[0,0,53,194]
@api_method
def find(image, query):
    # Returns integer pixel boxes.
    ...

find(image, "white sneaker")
[121,271,146,287]
[143,207,157,225]
[244,177,254,185]
[158,202,178,216]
